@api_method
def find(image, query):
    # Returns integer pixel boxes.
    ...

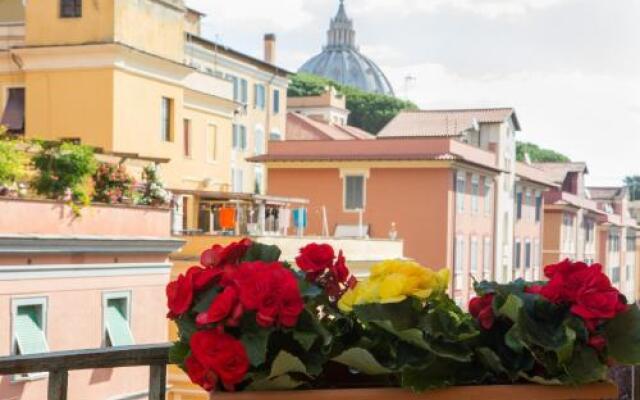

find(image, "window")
[516,190,523,220]
[103,292,134,347]
[483,177,493,216]
[1,87,25,134]
[533,239,540,278]
[273,89,280,114]
[471,175,479,214]
[483,237,492,281]
[611,266,621,284]
[60,0,82,18]
[454,236,465,291]
[525,190,532,221]
[230,76,240,102]
[535,191,543,222]
[232,124,247,151]
[240,79,248,104]
[12,298,49,380]
[344,175,365,211]
[269,131,282,141]
[254,167,264,195]
[525,240,532,269]
[254,84,266,109]
[160,97,173,142]
[207,124,217,162]
[232,168,244,192]
[563,213,575,253]
[470,236,478,277]
[514,240,521,270]
[609,232,621,252]
[456,172,466,214]
[183,119,191,157]
[254,127,265,155]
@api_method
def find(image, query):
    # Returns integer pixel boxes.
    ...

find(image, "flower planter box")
[211,382,618,400]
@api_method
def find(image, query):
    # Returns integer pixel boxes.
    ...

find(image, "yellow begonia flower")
[338,260,451,312]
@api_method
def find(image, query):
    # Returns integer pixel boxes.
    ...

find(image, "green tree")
[32,140,97,206]
[624,176,640,201]
[0,134,27,187]
[288,73,418,134]
[516,141,570,163]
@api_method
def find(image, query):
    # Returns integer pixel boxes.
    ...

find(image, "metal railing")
[0,343,172,400]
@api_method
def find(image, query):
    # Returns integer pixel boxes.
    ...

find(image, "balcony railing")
[0,343,171,400]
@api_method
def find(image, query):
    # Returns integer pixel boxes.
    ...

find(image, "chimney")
[264,33,276,64]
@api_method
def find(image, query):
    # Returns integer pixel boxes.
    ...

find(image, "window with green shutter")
[14,304,49,355]
[105,296,134,347]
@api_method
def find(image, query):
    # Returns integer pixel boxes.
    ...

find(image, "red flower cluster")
[197,261,304,329]
[469,293,495,330]
[166,239,306,391]
[295,243,356,298]
[527,259,627,351]
[185,329,249,391]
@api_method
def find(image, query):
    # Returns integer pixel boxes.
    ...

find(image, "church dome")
[299,0,395,96]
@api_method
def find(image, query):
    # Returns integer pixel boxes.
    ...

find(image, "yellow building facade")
[0,0,289,236]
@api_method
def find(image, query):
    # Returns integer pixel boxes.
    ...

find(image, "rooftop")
[533,162,589,185]
[286,112,375,141]
[252,137,501,172]
[587,186,628,201]
[378,108,520,138]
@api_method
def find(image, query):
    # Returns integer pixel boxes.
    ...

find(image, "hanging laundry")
[219,207,236,230]
[279,208,291,233]
[293,208,308,229]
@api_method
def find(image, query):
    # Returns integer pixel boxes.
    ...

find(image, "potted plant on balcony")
[166,239,639,399]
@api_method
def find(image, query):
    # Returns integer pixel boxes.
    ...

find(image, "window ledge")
[12,372,48,383]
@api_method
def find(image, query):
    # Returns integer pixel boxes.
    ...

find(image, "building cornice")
[0,235,184,254]
[185,42,289,88]
[0,262,172,281]
[9,42,235,103]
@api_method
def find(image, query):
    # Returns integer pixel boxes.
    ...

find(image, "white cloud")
[353,0,569,18]
[385,62,640,185]
[187,0,315,32]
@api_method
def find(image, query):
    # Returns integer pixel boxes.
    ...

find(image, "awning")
[1,88,25,133]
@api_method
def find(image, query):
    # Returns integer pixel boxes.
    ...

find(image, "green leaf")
[247,375,304,391]
[269,351,308,379]
[293,331,318,352]
[564,347,607,384]
[497,294,523,321]
[475,347,507,375]
[332,348,392,375]
[605,304,640,364]
[241,329,271,367]
[354,298,418,331]
[243,242,281,262]
[168,341,190,367]
[176,316,197,342]
[192,287,220,314]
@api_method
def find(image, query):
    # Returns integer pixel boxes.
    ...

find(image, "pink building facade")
[0,198,183,400]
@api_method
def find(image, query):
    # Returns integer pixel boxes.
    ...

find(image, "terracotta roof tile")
[286,113,374,141]
[532,162,588,184]
[378,108,519,138]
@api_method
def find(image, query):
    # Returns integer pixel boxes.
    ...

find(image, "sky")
[186,0,640,186]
